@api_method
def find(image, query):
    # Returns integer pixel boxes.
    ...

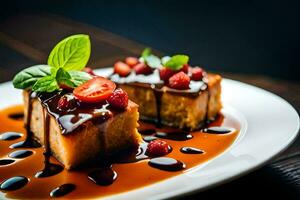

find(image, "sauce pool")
[0,105,240,199]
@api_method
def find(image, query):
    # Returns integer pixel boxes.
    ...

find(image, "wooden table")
[0,14,299,199]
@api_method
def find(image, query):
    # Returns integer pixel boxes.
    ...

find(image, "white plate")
[0,68,299,200]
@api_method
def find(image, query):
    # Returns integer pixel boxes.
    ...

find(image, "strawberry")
[146,139,170,157]
[107,88,129,110]
[114,61,131,77]
[84,67,96,76]
[168,71,190,90]
[133,63,153,75]
[125,57,139,68]
[181,64,189,74]
[159,67,176,82]
[191,67,205,81]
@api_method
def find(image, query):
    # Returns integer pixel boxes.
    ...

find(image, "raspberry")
[181,64,189,74]
[168,71,190,90]
[84,67,96,76]
[125,57,139,68]
[159,67,176,82]
[146,139,170,157]
[107,88,129,110]
[191,67,205,81]
[114,61,131,77]
[57,94,77,111]
[133,63,153,75]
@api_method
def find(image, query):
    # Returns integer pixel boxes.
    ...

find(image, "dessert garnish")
[110,48,221,130]
[0,35,240,199]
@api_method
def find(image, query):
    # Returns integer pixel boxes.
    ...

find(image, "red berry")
[168,71,190,90]
[114,61,131,77]
[133,63,153,75]
[181,64,189,73]
[146,139,170,157]
[107,88,129,110]
[159,67,176,82]
[84,67,96,76]
[57,94,77,111]
[191,67,205,81]
[125,57,139,68]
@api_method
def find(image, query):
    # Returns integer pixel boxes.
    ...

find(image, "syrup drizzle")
[0,176,28,191]
[88,165,118,186]
[148,157,186,171]
[8,150,33,159]
[203,127,233,134]
[50,183,76,197]
[0,159,15,166]
[0,132,22,141]
[35,110,63,178]
[180,147,204,154]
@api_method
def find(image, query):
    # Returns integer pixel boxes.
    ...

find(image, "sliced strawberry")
[114,61,131,77]
[168,71,190,90]
[133,63,153,75]
[191,67,205,81]
[159,67,176,82]
[125,57,139,68]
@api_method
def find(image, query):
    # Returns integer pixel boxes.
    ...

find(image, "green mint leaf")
[164,55,189,70]
[47,34,91,71]
[161,56,171,65]
[142,48,151,60]
[68,71,92,86]
[32,75,59,92]
[12,65,52,89]
[145,55,161,68]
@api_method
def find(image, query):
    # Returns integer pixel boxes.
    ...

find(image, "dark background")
[1,0,300,81]
[0,1,299,199]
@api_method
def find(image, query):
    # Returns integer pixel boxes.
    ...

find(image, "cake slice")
[23,79,141,170]
[110,53,222,130]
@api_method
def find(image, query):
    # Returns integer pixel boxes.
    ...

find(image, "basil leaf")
[164,55,189,70]
[69,71,92,86]
[55,68,75,87]
[47,34,91,71]
[161,56,171,65]
[32,75,59,92]
[142,48,151,60]
[145,55,161,68]
[12,65,52,89]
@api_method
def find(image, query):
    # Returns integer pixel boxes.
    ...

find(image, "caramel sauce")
[0,105,240,199]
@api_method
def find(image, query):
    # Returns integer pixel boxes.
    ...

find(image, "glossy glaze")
[0,105,239,199]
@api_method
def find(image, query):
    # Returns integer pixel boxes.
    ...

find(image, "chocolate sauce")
[0,176,28,191]
[153,88,163,127]
[35,110,63,178]
[0,159,15,165]
[88,166,117,186]
[113,143,149,163]
[8,112,24,120]
[109,69,208,127]
[203,127,233,134]
[9,138,42,149]
[155,131,193,141]
[138,129,156,135]
[148,157,186,171]
[180,147,204,154]
[143,135,158,142]
[50,183,76,197]
[0,132,22,140]
[8,150,33,159]
[37,91,113,134]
